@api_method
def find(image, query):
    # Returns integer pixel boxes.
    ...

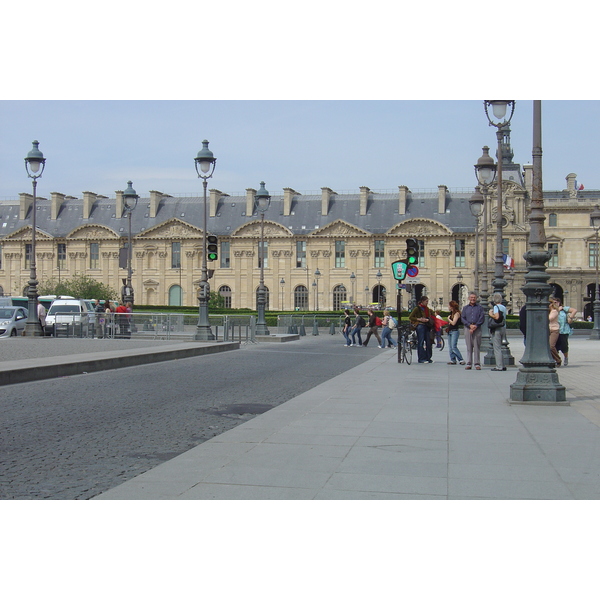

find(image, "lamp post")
[255,182,271,335]
[280,277,285,311]
[473,146,495,359]
[122,181,138,307]
[376,269,382,306]
[23,141,46,336]
[314,268,321,311]
[510,101,565,402]
[484,100,516,365]
[589,205,600,339]
[194,140,216,340]
[469,187,484,296]
[456,271,464,305]
[364,285,369,307]
[350,272,356,305]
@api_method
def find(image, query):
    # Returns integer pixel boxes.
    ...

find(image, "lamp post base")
[23,322,43,336]
[194,326,215,341]
[589,327,600,340]
[509,367,566,403]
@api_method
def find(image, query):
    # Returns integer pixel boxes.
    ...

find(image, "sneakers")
[377,345,383,348]
[447,362,457,365]
[491,367,507,371]
[564,357,569,366]
[459,361,466,365]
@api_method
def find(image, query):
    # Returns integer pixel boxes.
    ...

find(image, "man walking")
[461,292,485,370]
[409,296,434,363]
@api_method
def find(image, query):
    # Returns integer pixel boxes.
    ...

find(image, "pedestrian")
[37,300,46,335]
[342,309,352,346]
[549,297,561,367]
[350,307,365,347]
[446,300,465,365]
[362,308,383,348]
[409,296,434,363]
[556,300,577,366]
[460,292,485,370]
[105,301,115,338]
[488,292,507,371]
[116,302,128,338]
[380,310,397,349]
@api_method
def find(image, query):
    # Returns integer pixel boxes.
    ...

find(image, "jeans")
[416,324,432,362]
[343,328,352,345]
[351,326,363,345]
[448,329,464,363]
[381,326,397,348]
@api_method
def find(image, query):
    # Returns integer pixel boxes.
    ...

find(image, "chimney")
[210,189,222,217]
[19,193,33,220]
[149,190,162,219]
[50,192,66,220]
[438,185,447,214]
[115,190,124,218]
[283,188,296,216]
[246,187,256,216]
[321,187,334,216]
[398,185,409,215]
[359,186,370,216]
[523,165,533,198]
[566,173,577,193]
[82,191,97,219]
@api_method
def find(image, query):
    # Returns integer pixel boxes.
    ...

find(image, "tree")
[208,290,225,310]
[39,273,118,301]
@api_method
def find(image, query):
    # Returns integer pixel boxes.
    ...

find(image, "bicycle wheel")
[438,336,445,351]
[403,338,412,365]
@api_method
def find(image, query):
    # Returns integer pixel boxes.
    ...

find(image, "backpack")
[358,316,366,328]
[375,316,383,327]
[388,316,397,329]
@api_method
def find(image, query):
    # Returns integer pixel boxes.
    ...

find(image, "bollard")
[312,319,319,336]
[299,324,306,336]
[329,322,336,335]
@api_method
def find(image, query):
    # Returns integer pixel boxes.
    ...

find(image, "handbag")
[488,309,504,330]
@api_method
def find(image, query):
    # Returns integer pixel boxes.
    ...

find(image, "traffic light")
[207,235,218,261]
[406,238,419,265]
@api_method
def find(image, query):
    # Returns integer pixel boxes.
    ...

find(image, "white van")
[45,299,90,336]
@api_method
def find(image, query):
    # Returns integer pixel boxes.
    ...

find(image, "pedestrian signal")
[391,260,408,281]
[207,235,218,261]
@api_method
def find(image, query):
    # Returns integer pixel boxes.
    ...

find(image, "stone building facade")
[1,156,598,317]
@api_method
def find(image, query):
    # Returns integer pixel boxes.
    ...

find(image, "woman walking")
[446,300,465,365]
[380,310,397,349]
[342,309,352,347]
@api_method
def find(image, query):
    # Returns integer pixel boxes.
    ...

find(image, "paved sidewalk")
[95,337,600,500]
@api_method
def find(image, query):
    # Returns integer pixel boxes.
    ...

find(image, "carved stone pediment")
[310,220,369,238]
[4,225,54,241]
[68,225,118,239]
[387,218,453,237]
[138,218,203,239]
[232,220,293,238]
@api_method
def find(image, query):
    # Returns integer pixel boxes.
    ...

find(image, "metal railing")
[276,314,343,336]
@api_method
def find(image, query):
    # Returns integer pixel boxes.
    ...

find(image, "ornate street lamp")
[253,182,271,335]
[469,187,484,296]
[589,204,600,339]
[23,141,46,336]
[280,277,285,311]
[122,181,138,307]
[376,269,383,305]
[474,146,496,359]
[314,268,321,311]
[510,101,565,402]
[194,140,217,340]
[350,271,356,305]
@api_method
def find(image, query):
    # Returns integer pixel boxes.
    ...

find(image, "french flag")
[503,254,514,269]
[576,180,585,191]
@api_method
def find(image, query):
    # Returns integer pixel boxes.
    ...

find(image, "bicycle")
[398,324,415,365]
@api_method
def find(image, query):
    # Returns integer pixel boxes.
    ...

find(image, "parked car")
[45,299,90,336]
[0,306,29,337]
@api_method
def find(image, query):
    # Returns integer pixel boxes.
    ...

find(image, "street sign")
[391,260,408,281]
[407,265,419,278]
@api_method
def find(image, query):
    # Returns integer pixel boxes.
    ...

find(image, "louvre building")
[1,138,598,318]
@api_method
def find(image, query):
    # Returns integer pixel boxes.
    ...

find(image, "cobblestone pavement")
[0,335,376,499]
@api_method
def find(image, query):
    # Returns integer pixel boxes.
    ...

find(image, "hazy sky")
[2,100,599,200]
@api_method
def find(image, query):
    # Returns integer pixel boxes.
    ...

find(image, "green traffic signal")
[406,238,419,265]
[207,235,218,261]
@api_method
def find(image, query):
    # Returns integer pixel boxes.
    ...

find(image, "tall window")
[294,285,308,310]
[333,284,347,311]
[25,243,32,269]
[219,285,232,308]
[335,240,345,268]
[90,243,99,269]
[296,241,306,268]
[548,243,559,267]
[57,243,66,269]
[171,242,181,269]
[455,239,466,268]
[549,213,557,227]
[502,238,510,257]
[220,241,230,268]
[590,243,598,268]
[374,240,385,268]
[258,241,268,269]
[418,240,425,267]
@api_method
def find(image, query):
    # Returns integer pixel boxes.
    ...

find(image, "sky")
[2,100,600,201]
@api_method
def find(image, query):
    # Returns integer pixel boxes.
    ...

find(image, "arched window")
[372,285,386,306]
[219,285,232,309]
[333,284,347,311]
[255,286,270,310]
[169,285,182,306]
[548,213,557,227]
[294,285,308,310]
